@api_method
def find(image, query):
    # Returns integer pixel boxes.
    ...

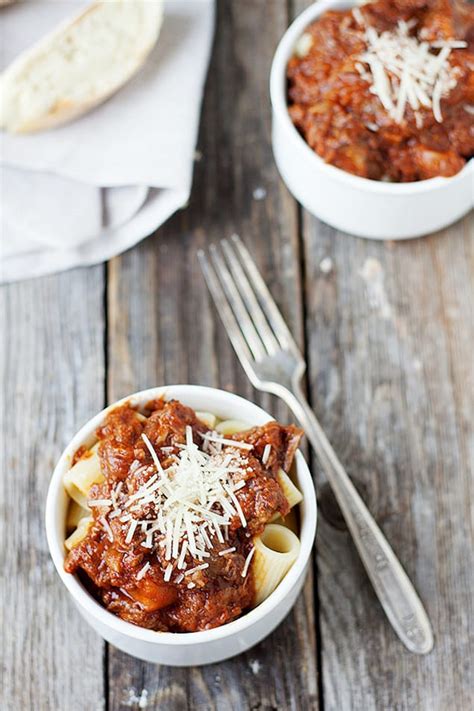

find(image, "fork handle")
[283,384,434,655]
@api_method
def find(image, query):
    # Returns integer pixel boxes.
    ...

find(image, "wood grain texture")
[2,0,472,708]
[0,268,106,711]
[286,1,474,705]
[105,1,318,709]
[301,214,473,710]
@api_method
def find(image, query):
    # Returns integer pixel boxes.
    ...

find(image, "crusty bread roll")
[0,0,164,133]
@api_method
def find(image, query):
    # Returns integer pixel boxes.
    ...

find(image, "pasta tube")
[271,508,299,534]
[63,443,103,508]
[215,419,251,435]
[276,468,303,509]
[66,500,90,532]
[253,523,301,604]
[196,411,217,429]
[65,515,93,551]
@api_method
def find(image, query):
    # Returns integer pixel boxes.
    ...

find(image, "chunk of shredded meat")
[64,399,303,632]
[287,0,473,181]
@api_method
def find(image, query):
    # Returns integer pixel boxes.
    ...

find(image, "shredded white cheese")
[88,498,112,507]
[354,14,466,124]
[141,433,165,475]
[99,516,114,543]
[352,7,364,27]
[136,562,150,581]
[125,518,138,545]
[200,432,254,451]
[184,563,209,577]
[241,547,256,578]
[97,427,251,584]
[262,444,271,465]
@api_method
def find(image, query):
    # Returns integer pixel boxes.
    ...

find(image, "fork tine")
[221,239,280,356]
[230,234,301,356]
[208,245,267,361]
[197,250,255,372]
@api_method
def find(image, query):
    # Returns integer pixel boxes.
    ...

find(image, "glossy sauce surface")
[287,0,473,181]
[65,400,302,632]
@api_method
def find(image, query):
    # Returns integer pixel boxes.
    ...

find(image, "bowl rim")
[269,0,473,195]
[45,384,317,647]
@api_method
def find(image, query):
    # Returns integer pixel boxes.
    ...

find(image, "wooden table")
[2,2,473,709]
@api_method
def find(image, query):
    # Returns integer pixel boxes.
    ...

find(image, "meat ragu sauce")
[64,400,302,632]
[287,0,474,181]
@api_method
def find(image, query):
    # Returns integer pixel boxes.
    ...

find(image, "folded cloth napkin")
[0,0,214,283]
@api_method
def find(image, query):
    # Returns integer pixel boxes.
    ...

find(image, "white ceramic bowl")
[270,0,473,240]
[46,385,317,666]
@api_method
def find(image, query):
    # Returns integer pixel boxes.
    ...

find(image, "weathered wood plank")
[0,268,106,711]
[285,0,474,702]
[106,1,318,709]
[301,213,474,710]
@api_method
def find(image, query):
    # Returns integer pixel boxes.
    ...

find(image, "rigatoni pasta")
[276,468,303,509]
[63,399,305,632]
[65,514,93,551]
[215,419,252,435]
[63,443,103,508]
[66,499,90,531]
[253,524,301,604]
[195,411,217,429]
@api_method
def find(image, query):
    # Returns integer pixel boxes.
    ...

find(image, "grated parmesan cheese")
[88,498,112,507]
[136,562,150,581]
[262,444,271,465]
[200,432,254,451]
[125,519,138,545]
[355,16,466,124]
[241,547,256,578]
[99,516,114,543]
[101,427,252,584]
[142,433,165,475]
[184,563,209,576]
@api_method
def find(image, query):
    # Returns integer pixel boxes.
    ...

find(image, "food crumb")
[249,659,261,675]
[124,688,149,708]
[319,257,333,274]
[359,257,392,320]
[252,187,267,201]
[138,690,148,708]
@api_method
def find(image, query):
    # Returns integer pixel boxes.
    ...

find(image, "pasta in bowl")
[46,385,317,665]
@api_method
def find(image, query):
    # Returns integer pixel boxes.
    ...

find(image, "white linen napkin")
[0,0,215,282]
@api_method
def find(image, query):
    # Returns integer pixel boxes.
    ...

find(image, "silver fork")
[198,234,434,655]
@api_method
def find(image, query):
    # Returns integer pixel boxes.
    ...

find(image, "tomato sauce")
[287,0,473,181]
[64,400,302,632]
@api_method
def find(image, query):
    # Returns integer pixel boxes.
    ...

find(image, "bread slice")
[0,0,164,133]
